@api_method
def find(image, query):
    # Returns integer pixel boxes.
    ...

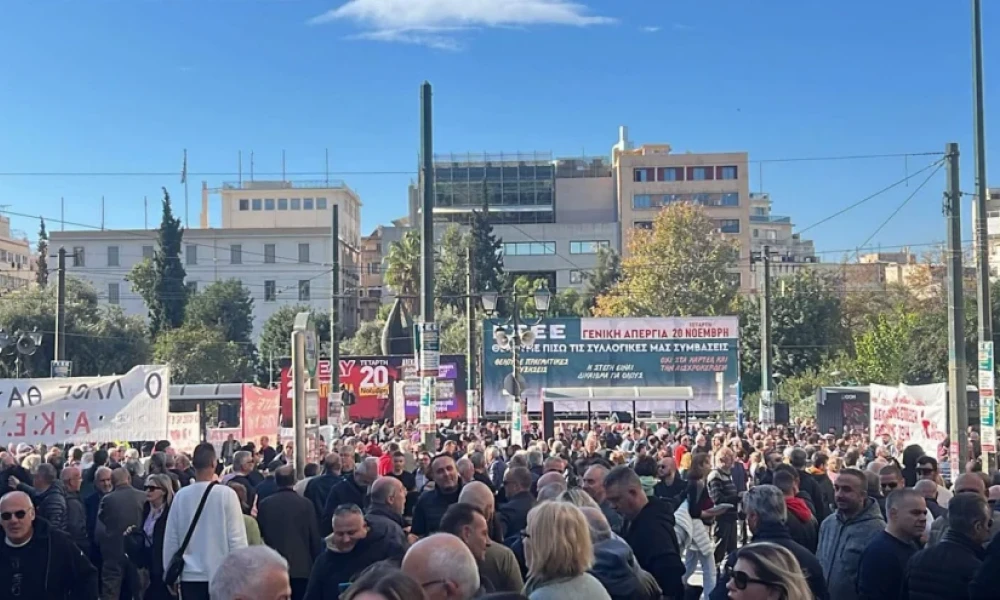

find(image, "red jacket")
[377,453,393,476]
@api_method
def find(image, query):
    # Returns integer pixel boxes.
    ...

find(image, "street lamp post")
[481,286,551,446]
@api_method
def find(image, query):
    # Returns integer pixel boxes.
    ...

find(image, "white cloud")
[310,0,615,49]
[640,26,660,33]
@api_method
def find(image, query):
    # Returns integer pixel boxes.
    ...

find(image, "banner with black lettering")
[0,365,169,445]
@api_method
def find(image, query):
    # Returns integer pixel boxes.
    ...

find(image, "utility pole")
[55,247,67,362]
[945,142,969,475]
[757,245,774,427]
[972,0,995,469]
[331,203,341,426]
[419,81,437,451]
[466,245,477,422]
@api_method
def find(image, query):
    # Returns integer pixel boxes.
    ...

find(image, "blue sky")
[0,0,997,262]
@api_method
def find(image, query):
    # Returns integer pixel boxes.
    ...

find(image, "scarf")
[785,496,813,522]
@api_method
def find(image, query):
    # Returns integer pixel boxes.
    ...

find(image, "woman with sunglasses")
[724,542,811,600]
[139,474,174,600]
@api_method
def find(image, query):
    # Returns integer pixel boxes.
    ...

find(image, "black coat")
[304,473,342,523]
[64,491,89,552]
[970,532,1000,599]
[498,491,534,537]
[258,488,323,580]
[321,476,369,537]
[302,527,406,600]
[785,510,819,554]
[21,482,68,534]
[710,520,828,600]
[903,530,986,600]
[365,503,407,549]
[0,465,32,499]
[411,485,462,537]
[797,469,829,522]
[0,517,98,600]
[622,497,685,599]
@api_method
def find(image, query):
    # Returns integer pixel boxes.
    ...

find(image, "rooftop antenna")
[60,198,64,230]
[238,150,243,186]
[325,148,330,186]
[282,149,286,182]
[250,151,255,182]
[101,196,105,229]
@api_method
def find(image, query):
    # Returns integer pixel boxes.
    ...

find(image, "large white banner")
[870,383,947,457]
[0,365,169,445]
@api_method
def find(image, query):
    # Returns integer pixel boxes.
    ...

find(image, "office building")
[746,193,818,288]
[611,127,752,289]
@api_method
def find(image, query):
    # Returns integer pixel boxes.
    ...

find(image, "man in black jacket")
[0,490,98,599]
[604,466,685,600]
[365,476,407,548]
[790,448,829,522]
[61,466,89,552]
[903,493,991,600]
[303,453,341,522]
[9,463,67,534]
[228,451,259,509]
[711,484,828,600]
[302,504,406,599]
[497,467,534,538]
[321,457,377,537]
[257,465,322,600]
[412,454,463,539]
[857,488,924,600]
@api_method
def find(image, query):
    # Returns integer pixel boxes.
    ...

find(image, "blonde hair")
[559,488,599,510]
[525,501,593,582]
[734,542,811,600]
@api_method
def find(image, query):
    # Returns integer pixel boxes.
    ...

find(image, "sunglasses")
[726,567,772,590]
[0,510,28,521]
[144,485,163,492]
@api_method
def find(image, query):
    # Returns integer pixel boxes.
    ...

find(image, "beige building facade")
[612,131,751,289]
[359,228,384,322]
[0,215,34,291]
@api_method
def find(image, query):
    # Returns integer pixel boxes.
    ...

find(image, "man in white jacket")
[163,442,248,600]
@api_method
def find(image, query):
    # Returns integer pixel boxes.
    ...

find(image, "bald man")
[582,464,624,534]
[402,533,481,600]
[536,471,564,493]
[927,472,1000,547]
[366,476,407,547]
[0,491,98,598]
[460,482,526,589]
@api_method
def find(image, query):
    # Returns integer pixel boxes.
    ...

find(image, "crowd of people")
[3,418,1000,600]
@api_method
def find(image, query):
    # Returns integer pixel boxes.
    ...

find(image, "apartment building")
[746,193,818,288]
[611,128,752,289]
[972,187,1000,277]
[48,227,360,336]
[360,228,385,321]
[0,215,34,291]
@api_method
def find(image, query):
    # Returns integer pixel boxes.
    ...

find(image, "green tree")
[385,230,421,315]
[853,310,918,384]
[511,275,587,319]
[131,188,188,337]
[594,203,738,317]
[185,279,255,344]
[35,218,49,287]
[435,225,469,313]
[0,277,150,377]
[469,209,505,297]
[583,247,620,312]
[740,270,846,393]
[153,325,251,384]
[257,305,331,383]
[340,319,384,355]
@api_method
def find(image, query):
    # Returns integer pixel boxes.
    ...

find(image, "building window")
[186,244,198,265]
[239,199,249,211]
[186,281,198,294]
[107,246,120,267]
[278,198,288,210]
[502,242,556,256]
[632,194,652,209]
[688,166,714,181]
[570,270,585,284]
[108,283,120,305]
[142,245,154,260]
[252,199,262,211]
[264,198,275,210]
[766,230,777,240]
[291,198,301,210]
[657,167,683,182]
[298,243,310,263]
[634,221,653,230]
[298,280,310,301]
[230,244,242,265]
[72,247,85,267]
[303,198,315,210]
[721,192,739,206]
[753,229,759,238]
[719,166,739,180]
[633,168,655,182]
[368,262,381,275]
[570,240,610,255]
[717,219,741,234]
[264,244,276,264]
[264,280,276,302]
[317,198,328,210]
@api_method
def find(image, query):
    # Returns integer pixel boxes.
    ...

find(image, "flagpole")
[182,149,189,229]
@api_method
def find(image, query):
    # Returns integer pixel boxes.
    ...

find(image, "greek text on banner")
[0,365,169,445]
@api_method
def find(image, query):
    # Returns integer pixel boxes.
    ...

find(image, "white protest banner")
[0,365,168,445]
[207,427,241,455]
[167,412,200,455]
[870,383,947,457]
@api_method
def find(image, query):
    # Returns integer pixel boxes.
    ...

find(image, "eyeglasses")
[881,482,900,490]
[726,566,773,590]
[144,485,163,492]
[0,510,28,521]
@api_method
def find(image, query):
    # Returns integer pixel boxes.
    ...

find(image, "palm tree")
[384,230,421,315]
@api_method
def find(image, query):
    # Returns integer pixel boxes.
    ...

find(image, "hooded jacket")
[816,497,886,600]
[0,517,98,600]
[589,536,662,600]
[622,496,685,599]
[301,522,406,600]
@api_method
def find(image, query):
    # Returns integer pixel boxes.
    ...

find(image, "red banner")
[242,385,280,446]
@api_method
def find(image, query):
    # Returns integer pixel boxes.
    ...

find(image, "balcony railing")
[750,215,792,224]
[222,179,348,191]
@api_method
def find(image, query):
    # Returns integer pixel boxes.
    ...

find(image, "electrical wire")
[855,161,945,253]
